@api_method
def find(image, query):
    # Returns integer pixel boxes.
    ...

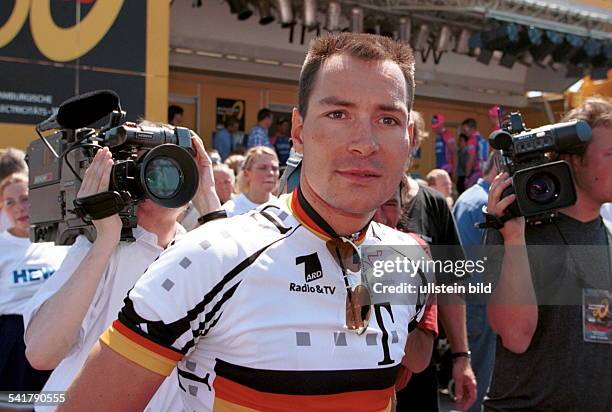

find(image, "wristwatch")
[451,351,472,360]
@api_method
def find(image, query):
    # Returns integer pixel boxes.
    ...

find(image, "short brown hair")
[561,96,612,157]
[299,33,416,117]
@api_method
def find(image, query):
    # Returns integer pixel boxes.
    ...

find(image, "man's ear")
[291,108,305,154]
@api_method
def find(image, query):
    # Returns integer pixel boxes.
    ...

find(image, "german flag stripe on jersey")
[211,359,397,411]
[289,187,368,245]
[100,319,183,376]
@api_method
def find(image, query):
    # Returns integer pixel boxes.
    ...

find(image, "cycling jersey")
[102,189,433,411]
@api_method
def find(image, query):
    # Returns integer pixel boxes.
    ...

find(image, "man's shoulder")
[369,222,422,246]
[454,185,487,209]
[176,199,294,255]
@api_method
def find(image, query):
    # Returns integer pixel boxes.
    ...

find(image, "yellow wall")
[0,1,169,151]
[169,70,297,148]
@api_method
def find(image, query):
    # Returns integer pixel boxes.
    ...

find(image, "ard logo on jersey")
[296,252,323,282]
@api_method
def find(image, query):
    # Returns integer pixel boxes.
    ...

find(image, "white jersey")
[22,225,185,412]
[0,231,69,316]
[102,191,433,411]
[223,192,275,217]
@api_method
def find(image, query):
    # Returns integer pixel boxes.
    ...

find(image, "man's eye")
[326,111,346,120]
[379,117,398,125]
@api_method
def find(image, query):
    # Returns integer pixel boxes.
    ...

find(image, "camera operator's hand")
[77,147,122,245]
[190,132,222,215]
[487,172,525,243]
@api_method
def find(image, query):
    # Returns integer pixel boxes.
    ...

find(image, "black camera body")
[27,90,199,245]
[489,112,591,222]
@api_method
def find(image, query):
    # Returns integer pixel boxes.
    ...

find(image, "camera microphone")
[36,90,120,132]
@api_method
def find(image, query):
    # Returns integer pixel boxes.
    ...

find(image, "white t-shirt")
[22,225,186,412]
[222,192,274,217]
[102,194,433,411]
[0,231,69,316]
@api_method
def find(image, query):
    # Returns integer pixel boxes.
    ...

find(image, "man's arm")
[25,148,122,370]
[485,173,537,354]
[58,341,164,412]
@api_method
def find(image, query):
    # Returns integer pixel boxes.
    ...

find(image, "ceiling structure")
[169,0,611,107]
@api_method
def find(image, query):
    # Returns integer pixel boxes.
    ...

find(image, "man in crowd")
[212,163,235,205]
[426,168,453,208]
[432,114,456,178]
[214,117,239,161]
[273,118,293,168]
[247,108,273,148]
[168,105,184,127]
[461,118,487,189]
[24,130,221,411]
[60,32,435,411]
[452,150,499,412]
[484,97,612,410]
[0,148,28,233]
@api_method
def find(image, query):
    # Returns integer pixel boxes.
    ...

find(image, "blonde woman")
[223,146,279,216]
[0,173,68,391]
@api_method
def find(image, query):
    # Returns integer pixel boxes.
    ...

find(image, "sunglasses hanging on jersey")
[326,238,372,335]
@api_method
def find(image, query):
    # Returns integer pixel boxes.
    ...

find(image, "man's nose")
[348,118,379,157]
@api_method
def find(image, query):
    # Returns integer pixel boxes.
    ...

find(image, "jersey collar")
[288,186,369,245]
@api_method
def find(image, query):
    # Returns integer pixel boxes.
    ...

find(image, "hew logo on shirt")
[13,268,55,285]
[296,252,323,282]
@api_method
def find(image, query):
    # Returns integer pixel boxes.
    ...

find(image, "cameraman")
[23,132,220,411]
[484,97,612,411]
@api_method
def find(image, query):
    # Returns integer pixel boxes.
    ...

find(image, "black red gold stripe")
[213,375,393,412]
[290,187,369,244]
[214,358,399,394]
[100,319,182,376]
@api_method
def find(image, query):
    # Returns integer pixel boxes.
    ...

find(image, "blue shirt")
[247,125,271,148]
[213,128,233,161]
[274,136,292,166]
[452,178,490,252]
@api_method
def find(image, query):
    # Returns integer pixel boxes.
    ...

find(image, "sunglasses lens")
[346,284,372,334]
[326,239,371,334]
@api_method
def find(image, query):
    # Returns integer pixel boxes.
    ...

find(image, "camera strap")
[73,191,126,220]
[475,206,511,230]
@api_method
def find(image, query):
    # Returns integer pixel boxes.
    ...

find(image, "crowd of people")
[0,32,610,412]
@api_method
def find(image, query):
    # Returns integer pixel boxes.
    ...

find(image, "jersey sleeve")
[100,220,248,376]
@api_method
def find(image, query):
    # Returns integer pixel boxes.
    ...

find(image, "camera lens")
[526,173,560,205]
[144,157,182,199]
[139,144,199,208]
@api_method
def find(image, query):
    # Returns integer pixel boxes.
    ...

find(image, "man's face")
[137,199,183,229]
[571,126,612,205]
[262,115,273,129]
[214,169,235,204]
[227,122,239,133]
[373,189,401,228]
[292,54,412,215]
[171,113,183,126]
[279,121,290,135]
[432,174,452,198]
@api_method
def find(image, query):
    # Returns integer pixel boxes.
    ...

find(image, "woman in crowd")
[0,173,68,390]
[223,146,279,216]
